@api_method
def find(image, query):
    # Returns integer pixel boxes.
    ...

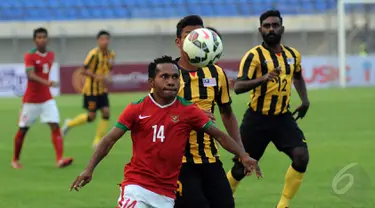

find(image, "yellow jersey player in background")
[62,30,116,148]
[226,10,310,208]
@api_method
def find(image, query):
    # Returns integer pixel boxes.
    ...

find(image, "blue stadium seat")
[0,0,338,21]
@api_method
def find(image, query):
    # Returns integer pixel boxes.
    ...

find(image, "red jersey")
[116,94,213,199]
[23,49,54,103]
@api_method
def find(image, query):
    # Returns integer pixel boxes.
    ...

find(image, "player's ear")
[148,78,155,88]
[175,37,181,48]
[281,26,285,34]
[258,27,262,34]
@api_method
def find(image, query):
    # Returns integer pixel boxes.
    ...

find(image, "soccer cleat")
[56,157,73,168]
[61,119,71,137]
[11,160,23,169]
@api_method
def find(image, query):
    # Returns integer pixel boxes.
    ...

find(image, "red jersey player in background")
[70,56,261,208]
[12,28,73,169]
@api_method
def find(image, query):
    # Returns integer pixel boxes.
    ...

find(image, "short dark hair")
[97,30,110,39]
[33,27,48,39]
[148,55,177,78]
[176,15,204,38]
[206,26,222,39]
[259,10,283,25]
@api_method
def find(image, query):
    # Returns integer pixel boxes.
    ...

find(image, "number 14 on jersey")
[152,125,165,143]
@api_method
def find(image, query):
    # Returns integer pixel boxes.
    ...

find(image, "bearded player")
[12,28,73,169]
[226,10,310,208]
[70,56,261,208]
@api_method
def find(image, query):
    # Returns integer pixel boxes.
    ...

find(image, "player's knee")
[19,127,29,134]
[48,123,60,130]
[291,147,309,172]
[102,113,110,120]
[88,113,96,122]
[231,160,246,181]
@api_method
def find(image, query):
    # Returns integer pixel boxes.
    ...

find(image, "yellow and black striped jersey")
[237,43,302,115]
[178,63,231,164]
[82,47,115,96]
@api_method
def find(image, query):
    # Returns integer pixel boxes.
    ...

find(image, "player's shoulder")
[88,47,99,55]
[240,44,262,61]
[203,64,225,75]
[282,45,301,56]
[176,96,194,107]
[131,95,148,105]
[109,49,116,56]
[25,48,37,56]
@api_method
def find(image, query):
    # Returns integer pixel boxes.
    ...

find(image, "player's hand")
[48,81,59,87]
[263,67,281,82]
[292,101,310,120]
[70,170,93,192]
[240,153,262,178]
[203,110,216,123]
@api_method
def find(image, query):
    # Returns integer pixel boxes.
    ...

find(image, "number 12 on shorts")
[152,125,165,142]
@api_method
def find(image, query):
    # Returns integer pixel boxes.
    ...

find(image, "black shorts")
[174,161,234,208]
[83,93,109,112]
[240,108,307,160]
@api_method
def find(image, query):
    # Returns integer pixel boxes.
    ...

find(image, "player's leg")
[272,113,309,208]
[202,161,234,208]
[174,163,210,208]
[12,103,40,168]
[41,99,73,168]
[227,109,271,193]
[93,93,110,147]
[62,95,97,137]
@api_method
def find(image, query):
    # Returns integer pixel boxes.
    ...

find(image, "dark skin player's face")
[97,35,110,49]
[259,16,284,46]
[34,33,48,49]
[149,63,180,102]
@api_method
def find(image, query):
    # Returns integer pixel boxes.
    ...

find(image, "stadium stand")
[0,0,340,21]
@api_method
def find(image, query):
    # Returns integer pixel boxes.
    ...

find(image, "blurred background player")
[226,10,310,208]
[62,30,116,148]
[173,15,246,208]
[70,56,260,208]
[12,28,73,169]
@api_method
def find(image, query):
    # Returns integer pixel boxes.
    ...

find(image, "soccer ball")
[183,28,223,68]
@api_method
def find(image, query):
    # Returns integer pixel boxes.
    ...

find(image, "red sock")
[51,128,63,161]
[13,129,26,161]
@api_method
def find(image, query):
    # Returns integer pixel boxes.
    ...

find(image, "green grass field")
[1,88,374,208]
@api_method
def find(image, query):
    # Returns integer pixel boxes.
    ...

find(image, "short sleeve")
[294,51,302,74]
[216,67,232,106]
[24,53,34,72]
[237,51,258,80]
[115,104,138,131]
[84,49,97,69]
[188,104,214,131]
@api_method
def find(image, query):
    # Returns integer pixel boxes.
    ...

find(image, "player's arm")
[204,124,261,177]
[216,68,244,149]
[292,51,310,120]
[70,104,136,192]
[24,54,54,86]
[234,51,279,94]
[81,50,102,80]
[293,52,309,104]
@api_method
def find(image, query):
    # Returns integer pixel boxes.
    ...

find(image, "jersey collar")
[36,50,48,57]
[148,94,177,109]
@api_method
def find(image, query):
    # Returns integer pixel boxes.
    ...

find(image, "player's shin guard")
[13,129,27,161]
[277,165,305,208]
[93,117,109,147]
[226,159,246,193]
[51,128,64,161]
[67,113,89,128]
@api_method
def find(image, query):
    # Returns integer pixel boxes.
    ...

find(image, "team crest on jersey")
[203,78,217,87]
[170,115,180,123]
